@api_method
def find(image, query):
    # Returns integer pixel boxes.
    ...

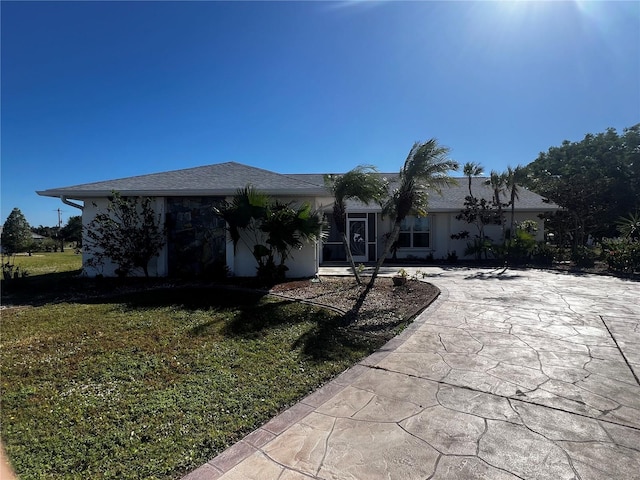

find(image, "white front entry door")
[348,218,367,262]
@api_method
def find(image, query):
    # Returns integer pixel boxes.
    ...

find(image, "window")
[398,216,430,248]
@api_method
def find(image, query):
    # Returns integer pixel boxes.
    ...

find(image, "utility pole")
[57,208,64,252]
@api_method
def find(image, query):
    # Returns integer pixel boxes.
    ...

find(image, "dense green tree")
[324,166,387,285]
[368,139,459,287]
[60,215,83,247]
[84,193,165,277]
[524,124,640,246]
[1,208,33,258]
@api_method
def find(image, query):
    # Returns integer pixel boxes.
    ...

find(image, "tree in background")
[368,139,459,287]
[1,208,33,259]
[463,162,484,197]
[84,193,165,277]
[61,215,83,249]
[524,124,640,248]
[485,169,507,240]
[505,165,525,240]
[324,166,387,285]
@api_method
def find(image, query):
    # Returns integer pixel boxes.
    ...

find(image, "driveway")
[184,267,640,480]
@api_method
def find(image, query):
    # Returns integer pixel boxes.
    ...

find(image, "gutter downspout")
[61,196,84,211]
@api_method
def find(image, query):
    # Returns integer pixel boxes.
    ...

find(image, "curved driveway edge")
[183,267,640,480]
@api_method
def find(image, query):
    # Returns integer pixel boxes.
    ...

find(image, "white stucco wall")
[371,211,549,262]
[82,197,168,277]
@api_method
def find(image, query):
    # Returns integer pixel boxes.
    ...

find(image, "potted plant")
[392,268,409,286]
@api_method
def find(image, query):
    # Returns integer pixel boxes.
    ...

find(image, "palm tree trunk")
[367,221,401,288]
[510,190,516,240]
[342,232,362,285]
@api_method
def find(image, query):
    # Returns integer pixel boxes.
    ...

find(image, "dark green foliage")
[84,193,166,277]
[60,215,83,248]
[524,124,640,246]
[1,208,33,257]
[616,211,640,240]
[571,246,597,268]
[602,238,640,275]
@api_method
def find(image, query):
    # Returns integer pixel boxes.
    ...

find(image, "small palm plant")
[214,186,326,282]
[617,211,640,240]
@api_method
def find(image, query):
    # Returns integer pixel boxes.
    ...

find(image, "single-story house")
[37,162,558,277]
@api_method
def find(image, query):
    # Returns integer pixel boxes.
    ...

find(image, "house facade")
[37,162,557,277]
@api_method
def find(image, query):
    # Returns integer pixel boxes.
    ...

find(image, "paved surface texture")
[183,267,640,480]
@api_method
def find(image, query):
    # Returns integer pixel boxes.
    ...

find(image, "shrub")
[532,243,555,266]
[571,246,596,268]
[602,238,640,275]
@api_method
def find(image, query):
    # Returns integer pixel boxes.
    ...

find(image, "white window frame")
[398,215,431,249]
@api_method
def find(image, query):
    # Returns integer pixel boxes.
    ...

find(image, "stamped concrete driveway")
[184,267,640,480]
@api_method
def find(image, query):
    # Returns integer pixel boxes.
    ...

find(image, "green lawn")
[4,249,82,276]
[1,287,382,479]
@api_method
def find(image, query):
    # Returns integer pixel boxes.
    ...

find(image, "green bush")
[532,242,555,266]
[571,246,596,268]
[602,238,640,275]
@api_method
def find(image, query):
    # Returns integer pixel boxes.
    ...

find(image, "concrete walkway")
[184,267,640,480]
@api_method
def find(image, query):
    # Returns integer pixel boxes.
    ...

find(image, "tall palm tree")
[463,162,484,197]
[485,170,507,242]
[324,166,387,285]
[505,165,525,239]
[368,139,459,288]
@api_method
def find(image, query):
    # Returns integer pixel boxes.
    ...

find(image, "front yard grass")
[4,249,82,276]
[1,287,383,479]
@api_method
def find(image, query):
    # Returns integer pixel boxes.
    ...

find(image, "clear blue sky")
[2,1,638,228]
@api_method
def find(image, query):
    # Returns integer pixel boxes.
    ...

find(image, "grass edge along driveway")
[1,286,385,479]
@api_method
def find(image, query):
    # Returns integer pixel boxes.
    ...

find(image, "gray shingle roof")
[292,173,556,211]
[37,162,557,211]
[37,162,327,198]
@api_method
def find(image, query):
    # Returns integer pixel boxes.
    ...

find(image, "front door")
[348,218,367,262]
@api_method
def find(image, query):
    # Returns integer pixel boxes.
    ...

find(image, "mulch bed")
[270,276,440,337]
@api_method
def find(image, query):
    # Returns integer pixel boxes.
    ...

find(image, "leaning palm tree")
[324,166,387,285]
[505,165,525,239]
[368,139,459,288]
[463,162,484,197]
[485,170,507,242]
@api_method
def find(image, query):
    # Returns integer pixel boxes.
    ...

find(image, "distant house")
[37,162,557,277]
[0,227,47,253]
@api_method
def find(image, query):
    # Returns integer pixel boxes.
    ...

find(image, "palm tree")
[505,165,525,239]
[261,200,326,277]
[463,162,484,197]
[214,186,325,281]
[324,166,387,285]
[485,170,507,242]
[368,139,459,288]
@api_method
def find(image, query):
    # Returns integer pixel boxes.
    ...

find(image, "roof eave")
[36,187,329,199]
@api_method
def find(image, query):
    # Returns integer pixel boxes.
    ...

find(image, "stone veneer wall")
[166,197,227,277]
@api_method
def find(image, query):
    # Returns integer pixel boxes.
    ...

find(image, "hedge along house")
[37,162,557,277]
